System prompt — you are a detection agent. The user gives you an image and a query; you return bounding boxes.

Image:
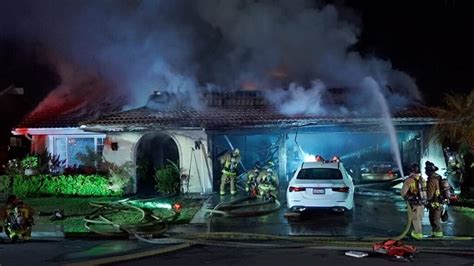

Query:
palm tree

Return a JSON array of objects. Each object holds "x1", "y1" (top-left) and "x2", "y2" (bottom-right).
[{"x1": 431, "y1": 90, "x2": 474, "y2": 195}]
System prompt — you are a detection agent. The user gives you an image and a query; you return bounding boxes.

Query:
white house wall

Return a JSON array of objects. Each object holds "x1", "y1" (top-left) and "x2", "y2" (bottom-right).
[
  {"x1": 167, "y1": 129, "x2": 213, "y2": 194},
  {"x1": 103, "y1": 132, "x2": 142, "y2": 194},
  {"x1": 421, "y1": 134, "x2": 447, "y2": 178},
  {"x1": 103, "y1": 130, "x2": 213, "y2": 194}
]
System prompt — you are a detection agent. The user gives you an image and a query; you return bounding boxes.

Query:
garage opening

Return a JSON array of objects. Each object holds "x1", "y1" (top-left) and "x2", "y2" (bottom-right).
[
  {"x1": 135, "y1": 132, "x2": 179, "y2": 194},
  {"x1": 210, "y1": 129, "x2": 422, "y2": 191}
]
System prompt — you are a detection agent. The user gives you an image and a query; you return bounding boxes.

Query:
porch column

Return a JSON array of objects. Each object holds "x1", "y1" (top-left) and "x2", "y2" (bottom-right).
[{"x1": 278, "y1": 133, "x2": 287, "y2": 183}]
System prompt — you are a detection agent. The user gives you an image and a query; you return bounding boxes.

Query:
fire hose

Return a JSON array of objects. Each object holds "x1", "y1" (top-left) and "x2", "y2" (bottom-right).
[
  {"x1": 83, "y1": 197, "x2": 472, "y2": 244},
  {"x1": 75, "y1": 197, "x2": 474, "y2": 265},
  {"x1": 83, "y1": 198, "x2": 179, "y2": 239}
]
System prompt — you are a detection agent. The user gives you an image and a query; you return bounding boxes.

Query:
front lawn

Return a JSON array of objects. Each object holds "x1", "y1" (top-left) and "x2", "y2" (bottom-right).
[
  {"x1": 27, "y1": 197, "x2": 119, "y2": 232},
  {"x1": 25, "y1": 196, "x2": 204, "y2": 233}
]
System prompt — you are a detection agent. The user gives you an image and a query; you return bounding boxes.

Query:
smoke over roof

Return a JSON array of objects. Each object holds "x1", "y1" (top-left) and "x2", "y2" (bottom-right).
[{"x1": 1, "y1": 0, "x2": 422, "y2": 116}]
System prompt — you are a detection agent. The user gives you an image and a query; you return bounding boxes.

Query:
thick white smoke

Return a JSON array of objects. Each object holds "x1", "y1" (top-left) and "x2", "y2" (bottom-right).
[
  {"x1": 1, "y1": 0, "x2": 203, "y2": 112},
  {"x1": 1, "y1": 0, "x2": 422, "y2": 116},
  {"x1": 197, "y1": 0, "x2": 422, "y2": 115}
]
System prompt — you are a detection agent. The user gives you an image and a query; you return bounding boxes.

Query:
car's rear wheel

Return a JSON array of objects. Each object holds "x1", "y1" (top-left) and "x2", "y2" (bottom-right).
[{"x1": 343, "y1": 207, "x2": 355, "y2": 221}]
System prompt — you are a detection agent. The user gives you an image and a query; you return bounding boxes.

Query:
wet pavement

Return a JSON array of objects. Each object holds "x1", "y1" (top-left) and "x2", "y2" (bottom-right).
[
  {"x1": 112, "y1": 245, "x2": 474, "y2": 266},
  {"x1": 0, "y1": 239, "x2": 153, "y2": 265},
  {"x1": 188, "y1": 189, "x2": 474, "y2": 237},
  {"x1": 1, "y1": 189, "x2": 473, "y2": 265}
]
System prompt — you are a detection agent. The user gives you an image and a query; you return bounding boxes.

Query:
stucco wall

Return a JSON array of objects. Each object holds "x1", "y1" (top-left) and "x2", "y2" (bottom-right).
[
  {"x1": 32, "y1": 135, "x2": 47, "y2": 154},
  {"x1": 103, "y1": 130, "x2": 213, "y2": 194},
  {"x1": 421, "y1": 133, "x2": 447, "y2": 178}
]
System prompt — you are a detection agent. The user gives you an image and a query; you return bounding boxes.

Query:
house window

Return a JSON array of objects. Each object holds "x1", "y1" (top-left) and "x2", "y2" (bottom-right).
[
  {"x1": 67, "y1": 138, "x2": 94, "y2": 167},
  {"x1": 54, "y1": 138, "x2": 67, "y2": 163},
  {"x1": 97, "y1": 137, "x2": 105, "y2": 156},
  {"x1": 9, "y1": 137, "x2": 22, "y2": 147},
  {"x1": 53, "y1": 136, "x2": 105, "y2": 167}
]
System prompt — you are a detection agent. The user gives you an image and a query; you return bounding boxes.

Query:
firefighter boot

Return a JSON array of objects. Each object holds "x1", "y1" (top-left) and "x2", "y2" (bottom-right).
[{"x1": 410, "y1": 231, "x2": 423, "y2": 240}]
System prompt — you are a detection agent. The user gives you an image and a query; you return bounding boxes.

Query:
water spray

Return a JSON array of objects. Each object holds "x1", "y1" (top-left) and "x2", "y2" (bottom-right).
[
  {"x1": 363, "y1": 77, "x2": 405, "y2": 178},
  {"x1": 293, "y1": 127, "x2": 317, "y2": 162}
]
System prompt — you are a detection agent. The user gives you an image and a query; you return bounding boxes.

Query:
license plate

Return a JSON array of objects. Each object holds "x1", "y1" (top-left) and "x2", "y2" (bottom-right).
[{"x1": 313, "y1": 188, "x2": 325, "y2": 194}]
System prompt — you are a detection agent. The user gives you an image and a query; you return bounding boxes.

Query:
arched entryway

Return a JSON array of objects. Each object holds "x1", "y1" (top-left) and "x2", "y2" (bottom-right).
[{"x1": 135, "y1": 132, "x2": 179, "y2": 194}]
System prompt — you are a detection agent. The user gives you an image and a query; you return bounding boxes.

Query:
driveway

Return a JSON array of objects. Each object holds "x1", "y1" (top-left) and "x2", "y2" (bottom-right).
[{"x1": 190, "y1": 189, "x2": 474, "y2": 237}]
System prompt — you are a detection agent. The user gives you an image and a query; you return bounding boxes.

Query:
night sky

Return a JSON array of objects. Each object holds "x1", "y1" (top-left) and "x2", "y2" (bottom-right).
[{"x1": 349, "y1": 0, "x2": 474, "y2": 105}]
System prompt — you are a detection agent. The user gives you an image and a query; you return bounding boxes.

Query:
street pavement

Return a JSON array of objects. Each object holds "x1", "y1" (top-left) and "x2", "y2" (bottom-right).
[{"x1": 111, "y1": 245, "x2": 474, "y2": 266}]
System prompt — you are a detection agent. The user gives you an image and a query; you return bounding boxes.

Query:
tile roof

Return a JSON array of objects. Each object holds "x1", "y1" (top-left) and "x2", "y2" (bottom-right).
[
  {"x1": 83, "y1": 105, "x2": 438, "y2": 130},
  {"x1": 15, "y1": 106, "x2": 91, "y2": 128},
  {"x1": 16, "y1": 91, "x2": 439, "y2": 130}
]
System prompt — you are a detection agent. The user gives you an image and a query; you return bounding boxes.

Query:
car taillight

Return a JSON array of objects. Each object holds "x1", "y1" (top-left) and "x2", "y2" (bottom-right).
[
  {"x1": 289, "y1": 186, "x2": 306, "y2": 192},
  {"x1": 332, "y1": 187, "x2": 350, "y2": 193}
]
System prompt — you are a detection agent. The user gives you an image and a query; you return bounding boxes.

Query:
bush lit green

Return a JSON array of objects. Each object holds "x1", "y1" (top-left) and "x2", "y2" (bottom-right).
[
  {"x1": 0, "y1": 175, "x2": 12, "y2": 195},
  {"x1": 10, "y1": 174, "x2": 122, "y2": 197},
  {"x1": 21, "y1": 155, "x2": 40, "y2": 169},
  {"x1": 154, "y1": 163, "x2": 180, "y2": 194}
]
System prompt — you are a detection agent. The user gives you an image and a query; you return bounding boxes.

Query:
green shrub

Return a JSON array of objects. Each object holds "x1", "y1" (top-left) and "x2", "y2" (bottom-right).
[
  {"x1": 0, "y1": 175, "x2": 12, "y2": 195},
  {"x1": 76, "y1": 146, "x2": 103, "y2": 168},
  {"x1": 21, "y1": 155, "x2": 39, "y2": 169},
  {"x1": 154, "y1": 162, "x2": 180, "y2": 194},
  {"x1": 13, "y1": 175, "x2": 43, "y2": 197},
  {"x1": 104, "y1": 161, "x2": 134, "y2": 194},
  {"x1": 11, "y1": 174, "x2": 122, "y2": 197},
  {"x1": 5, "y1": 159, "x2": 22, "y2": 176}
]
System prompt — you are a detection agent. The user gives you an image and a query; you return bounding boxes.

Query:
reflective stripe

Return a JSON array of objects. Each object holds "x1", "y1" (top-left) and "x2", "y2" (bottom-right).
[
  {"x1": 222, "y1": 170, "x2": 236, "y2": 176},
  {"x1": 409, "y1": 180, "x2": 418, "y2": 194}
]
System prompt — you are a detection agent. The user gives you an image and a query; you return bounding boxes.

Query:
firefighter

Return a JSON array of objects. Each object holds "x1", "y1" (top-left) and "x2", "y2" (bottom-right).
[
  {"x1": 219, "y1": 148, "x2": 241, "y2": 195},
  {"x1": 257, "y1": 168, "x2": 278, "y2": 201},
  {"x1": 245, "y1": 165, "x2": 261, "y2": 195},
  {"x1": 425, "y1": 161, "x2": 444, "y2": 237},
  {"x1": 3, "y1": 195, "x2": 34, "y2": 241},
  {"x1": 401, "y1": 163, "x2": 427, "y2": 240}
]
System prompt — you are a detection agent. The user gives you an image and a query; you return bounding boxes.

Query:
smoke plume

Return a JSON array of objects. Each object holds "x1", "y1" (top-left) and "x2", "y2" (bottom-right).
[{"x1": 1, "y1": 0, "x2": 422, "y2": 116}]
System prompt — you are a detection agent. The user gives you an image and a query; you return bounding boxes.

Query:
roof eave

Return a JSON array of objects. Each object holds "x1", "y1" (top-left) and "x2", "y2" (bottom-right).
[{"x1": 11, "y1": 127, "x2": 103, "y2": 135}]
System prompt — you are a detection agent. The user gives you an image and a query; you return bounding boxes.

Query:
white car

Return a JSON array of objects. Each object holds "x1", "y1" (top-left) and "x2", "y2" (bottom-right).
[{"x1": 286, "y1": 160, "x2": 354, "y2": 213}]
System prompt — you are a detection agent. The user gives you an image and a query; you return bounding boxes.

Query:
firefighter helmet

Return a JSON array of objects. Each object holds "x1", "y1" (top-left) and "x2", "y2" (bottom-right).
[
  {"x1": 425, "y1": 161, "x2": 439, "y2": 173},
  {"x1": 232, "y1": 148, "x2": 240, "y2": 156},
  {"x1": 409, "y1": 163, "x2": 420, "y2": 174}
]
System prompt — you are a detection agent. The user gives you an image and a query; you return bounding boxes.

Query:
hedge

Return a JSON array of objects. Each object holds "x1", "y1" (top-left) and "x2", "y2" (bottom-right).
[
  {"x1": 0, "y1": 175, "x2": 12, "y2": 196},
  {"x1": 3, "y1": 174, "x2": 123, "y2": 198}
]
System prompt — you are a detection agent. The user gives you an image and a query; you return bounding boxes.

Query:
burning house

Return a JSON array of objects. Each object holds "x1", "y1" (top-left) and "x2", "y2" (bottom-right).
[
  {"x1": 12, "y1": 90, "x2": 447, "y2": 194},
  {"x1": 5, "y1": 0, "x2": 453, "y2": 194}
]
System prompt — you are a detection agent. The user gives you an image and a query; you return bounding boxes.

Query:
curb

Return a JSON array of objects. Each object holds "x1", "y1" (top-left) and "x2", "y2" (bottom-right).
[
  {"x1": 32, "y1": 231, "x2": 65, "y2": 239},
  {"x1": 63, "y1": 242, "x2": 193, "y2": 265}
]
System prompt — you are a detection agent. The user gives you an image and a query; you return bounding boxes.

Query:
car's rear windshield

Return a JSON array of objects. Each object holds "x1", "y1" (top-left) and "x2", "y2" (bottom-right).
[{"x1": 297, "y1": 168, "x2": 343, "y2": 180}]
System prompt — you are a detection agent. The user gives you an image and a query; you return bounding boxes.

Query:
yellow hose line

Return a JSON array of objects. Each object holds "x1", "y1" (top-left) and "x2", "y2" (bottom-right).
[{"x1": 395, "y1": 203, "x2": 412, "y2": 240}]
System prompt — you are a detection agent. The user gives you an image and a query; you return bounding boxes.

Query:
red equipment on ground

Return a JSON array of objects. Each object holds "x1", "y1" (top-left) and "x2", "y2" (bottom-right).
[{"x1": 373, "y1": 239, "x2": 417, "y2": 258}]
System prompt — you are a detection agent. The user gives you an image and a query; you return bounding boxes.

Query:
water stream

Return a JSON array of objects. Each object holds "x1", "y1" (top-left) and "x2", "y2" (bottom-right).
[{"x1": 363, "y1": 77, "x2": 405, "y2": 178}]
